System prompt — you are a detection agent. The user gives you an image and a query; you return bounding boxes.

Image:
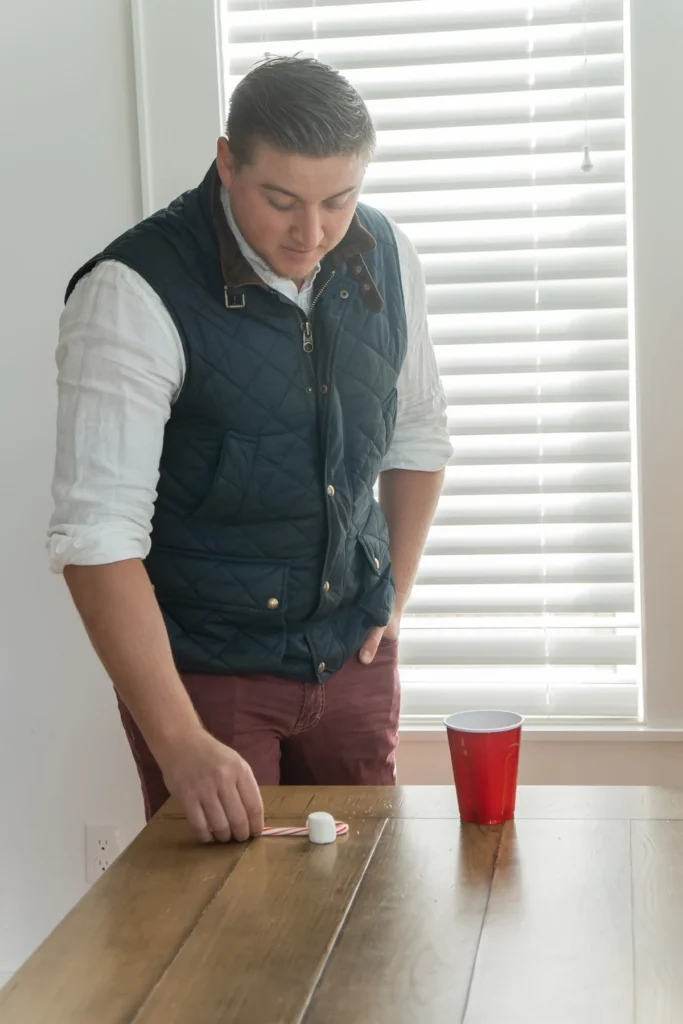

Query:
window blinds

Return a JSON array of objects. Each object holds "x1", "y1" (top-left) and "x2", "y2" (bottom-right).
[{"x1": 222, "y1": 0, "x2": 638, "y2": 722}]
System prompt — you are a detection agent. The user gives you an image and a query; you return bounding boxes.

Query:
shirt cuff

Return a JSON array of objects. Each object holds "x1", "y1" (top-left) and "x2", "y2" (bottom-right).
[
  {"x1": 47, "y1": 523, "x2": 152, "y2": 573},
  {"x1": 381, "y1": 433, "x2": 454, "y2": 473}
]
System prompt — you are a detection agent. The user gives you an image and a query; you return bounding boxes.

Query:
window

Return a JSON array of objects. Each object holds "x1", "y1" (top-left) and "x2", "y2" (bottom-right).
[{"x1": 220, "y1": 0, "x2": 638, "y2": 725}]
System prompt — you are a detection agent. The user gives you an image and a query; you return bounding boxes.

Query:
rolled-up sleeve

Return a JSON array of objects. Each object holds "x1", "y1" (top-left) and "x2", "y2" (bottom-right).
[
  {"x1": 381, "y1": 220, "x2": 454, "y2": 473},
  {"x1": 47, "y1": 260, "x2": 184, "y2": 572}
]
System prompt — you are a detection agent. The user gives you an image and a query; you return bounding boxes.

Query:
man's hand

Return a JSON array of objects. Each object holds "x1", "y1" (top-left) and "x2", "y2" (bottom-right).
[
  {"x1": 156, "y1": 730, "x2": 264, "y2": 844},
  {"x1": 63, "y1": 561, "x2": 264, "y2": 845},
  {"x1": 359, "y1": 615, "x2": 401, "y2": 665}
]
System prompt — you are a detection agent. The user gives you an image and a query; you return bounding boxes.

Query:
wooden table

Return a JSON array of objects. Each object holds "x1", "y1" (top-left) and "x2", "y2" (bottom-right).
[{"x1": 3, "y1": 786, "x2": 683, "y2": 1023}]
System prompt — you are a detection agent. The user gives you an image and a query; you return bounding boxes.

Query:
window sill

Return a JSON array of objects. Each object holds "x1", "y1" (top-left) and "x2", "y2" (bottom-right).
[{"x1": 400, "y1": 721, "x2": 683, "y2": 743}]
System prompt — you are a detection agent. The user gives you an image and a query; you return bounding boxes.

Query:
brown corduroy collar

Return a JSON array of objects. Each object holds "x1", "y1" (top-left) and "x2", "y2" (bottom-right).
[{"x1": 208, "y1": 163, "x2": 384, "y2": 313}]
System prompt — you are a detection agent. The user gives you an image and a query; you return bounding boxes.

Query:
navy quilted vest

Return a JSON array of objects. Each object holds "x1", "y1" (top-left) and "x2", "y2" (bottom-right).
[{"x1": 66, "y1": 164, "x2": 408, "y2": 682}]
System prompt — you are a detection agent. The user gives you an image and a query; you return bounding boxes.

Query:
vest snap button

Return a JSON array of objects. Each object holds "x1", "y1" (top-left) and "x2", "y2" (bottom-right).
[
  {"x1": 374, "y1": 557, "x2": 380, "y2": 569},
  {"x1": 339, "y1": 289, "x2": 349, "y2": 299},
  {"x1": 318, "y1": 662, "x2": 326, "y2": 674},
  {"x1": 322, "y1": 581, "x2": 330, "y2": 593},
  {"x1": 327, "y1": 484, "x2": 335, "y2": 497},
  {"x1": 305, "y1": 386, "x2": 314, "y2": 394},
  {"x1": 362, "y1": 283, "x2": 371, "y2": 292},
  {"x1": 320, "y1": 384, "x2": 328, "y2": 395},
  {"x1": 266, "y1": 597, "x2": 280, "y2": 610}
]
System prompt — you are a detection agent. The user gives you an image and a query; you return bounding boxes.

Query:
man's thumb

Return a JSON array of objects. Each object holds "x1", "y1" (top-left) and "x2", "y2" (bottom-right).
[{"x1": 359, "y1": 628, "x2": 382, "y2": 665}]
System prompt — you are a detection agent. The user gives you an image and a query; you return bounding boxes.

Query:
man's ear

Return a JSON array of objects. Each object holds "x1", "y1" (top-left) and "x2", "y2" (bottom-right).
[{"x1": 216, "y1": 137, "x2": 235, "y2": 190}]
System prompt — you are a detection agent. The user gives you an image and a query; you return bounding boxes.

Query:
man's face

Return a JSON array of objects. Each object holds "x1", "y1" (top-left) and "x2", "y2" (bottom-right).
[{"x1": 216, "y1": 137, "x2": 366, "y2": 285}]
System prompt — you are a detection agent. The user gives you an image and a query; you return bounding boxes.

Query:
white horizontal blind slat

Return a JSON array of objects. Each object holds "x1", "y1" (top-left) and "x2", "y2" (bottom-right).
[
  {"x1": 227, "y1": 22, "x2": 623, "y2": 74},
  {"x1": 441, "y1": 462, "x2": 629, "y2": 494},
  {"x1": 443, "y1": 370, "x2": 629, "y2": 403},
  {"x1": 438, "y1": 339, "x2": 628, "y2": 372},
  {"x1": 424, "y1": 523, "x2": 632, "y2": 554},
  {"x1": 222, "y1": 0, "x2": 638, "y2": 720},
  {"x1": 229, "y1": 0, "x2": 623, "y2": 35},
  {"x1": 345, "y1": 54, "x2": 625, "y2": 102},
  {"x1": 400, "y1": 627, "x2": 636, "y2": 663},
  {"x1": 229, "y1": 0, "x2": 622, "y2": 21}
]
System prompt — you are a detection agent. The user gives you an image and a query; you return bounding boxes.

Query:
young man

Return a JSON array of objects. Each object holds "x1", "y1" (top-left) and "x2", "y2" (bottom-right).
[{"x1": 49, "y1": 57, "x2": 452, "y2": 844}]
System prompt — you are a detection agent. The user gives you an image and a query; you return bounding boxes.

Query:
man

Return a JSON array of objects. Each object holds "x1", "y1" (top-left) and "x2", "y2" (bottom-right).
[{"x1": 49, "y1": 57, "x2": 452, "y2": 844}]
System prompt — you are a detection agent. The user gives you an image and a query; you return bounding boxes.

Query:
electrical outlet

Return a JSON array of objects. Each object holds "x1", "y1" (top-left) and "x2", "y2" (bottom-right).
[{"x1": 85, "y1": 825, "x2": 121, "y2": 884}]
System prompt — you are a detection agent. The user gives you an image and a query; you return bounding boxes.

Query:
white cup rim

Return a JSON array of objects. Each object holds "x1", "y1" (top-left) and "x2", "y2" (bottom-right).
[{"x1": 444, "y1": 709, "x2": 524, "y2": 734}]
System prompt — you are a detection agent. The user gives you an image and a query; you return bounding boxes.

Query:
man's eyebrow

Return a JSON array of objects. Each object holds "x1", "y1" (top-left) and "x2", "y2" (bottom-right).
[{"x1": 261, "y1": 183, "x2": 357, "y2": 202}]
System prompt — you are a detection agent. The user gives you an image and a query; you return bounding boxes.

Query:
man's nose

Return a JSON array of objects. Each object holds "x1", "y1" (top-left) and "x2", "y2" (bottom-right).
[{"x1": 292, "y1": 208, "x2": 323, "y2": 250}]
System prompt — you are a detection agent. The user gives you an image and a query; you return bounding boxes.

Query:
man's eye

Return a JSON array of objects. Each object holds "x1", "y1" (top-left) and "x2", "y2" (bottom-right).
[
  {"x1": 326, "y1": 197, "x2": 352, "y2": 212},
  {"x1": 269, "y1": 200, "x2": 295, "y2": 212}
]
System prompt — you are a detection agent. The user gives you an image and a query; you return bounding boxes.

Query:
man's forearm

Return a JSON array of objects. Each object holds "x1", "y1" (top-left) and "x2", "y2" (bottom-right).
[
  {"x1": 64, "y1": 559, "x2": 204, "y2": 760},
  {"x1": 379, "y1": 467, "x2": 445, "y2": 622}
]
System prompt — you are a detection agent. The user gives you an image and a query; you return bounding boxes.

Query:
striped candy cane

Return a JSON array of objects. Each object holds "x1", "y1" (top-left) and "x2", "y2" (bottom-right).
[{"x1": 261, "y1": 821, "x2": 349, "y2": 838}]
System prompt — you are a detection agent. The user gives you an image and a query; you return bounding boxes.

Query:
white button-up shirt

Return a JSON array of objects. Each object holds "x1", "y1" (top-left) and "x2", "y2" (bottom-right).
[{"x1": 48, "y1": 192, "x2": 453, "y2": 571}]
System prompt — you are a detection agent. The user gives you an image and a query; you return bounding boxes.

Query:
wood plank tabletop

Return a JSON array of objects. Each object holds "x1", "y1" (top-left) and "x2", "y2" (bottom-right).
[{"x1": 2, "y1": 785, "x2": 683, "y2": 1024}]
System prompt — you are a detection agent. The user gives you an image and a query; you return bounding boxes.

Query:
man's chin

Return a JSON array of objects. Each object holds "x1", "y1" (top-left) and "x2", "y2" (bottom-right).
[{"x1": 278, "y1": 249, "x2": 321, "y2": 281}]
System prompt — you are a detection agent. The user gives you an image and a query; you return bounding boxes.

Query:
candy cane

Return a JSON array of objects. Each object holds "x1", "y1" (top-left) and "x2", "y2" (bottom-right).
[{"x1": 261, "y1": 821, "x2": 349, "y2": 838}]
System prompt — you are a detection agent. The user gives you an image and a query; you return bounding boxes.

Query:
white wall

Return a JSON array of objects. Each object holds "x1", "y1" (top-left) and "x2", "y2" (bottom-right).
[
  {"x1": 0, "y1": 0, "x2": 145, "y2": 974},
  {"x1": 629, "y1": 0, "x2": 683, "y2": 725}
]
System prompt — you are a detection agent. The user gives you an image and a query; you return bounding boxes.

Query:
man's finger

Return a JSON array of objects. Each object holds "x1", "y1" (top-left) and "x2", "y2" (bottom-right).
[
  {"x1": 202, "y1": 793, "x2": 232, "y2": 843},
  {"x1": 186, "y1": 799, "x2": 214, "y2": 845},
  {"x1": 218, "y1": 783, "x2": 251, "y2": 843},
  {"x1": 237, "y1": 771, "x2": 265, "y2": 836},
  {"x1": 359, "y1": 626, "x2": 384, "y2": 665}
]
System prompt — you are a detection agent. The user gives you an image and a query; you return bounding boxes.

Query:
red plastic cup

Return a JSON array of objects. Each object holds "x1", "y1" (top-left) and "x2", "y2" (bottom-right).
[{"x1": 444, "y1": 710, "x2": 524, "y2": 825}]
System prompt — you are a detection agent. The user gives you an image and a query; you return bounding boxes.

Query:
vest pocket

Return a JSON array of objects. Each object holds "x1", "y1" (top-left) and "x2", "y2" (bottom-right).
[
  {"x1": 357, "y1": 530, "x2": 390, "y2": 578},
  {"x1": 148, "y1": 547, "x2": 289, "y2": 627},
  {"x1": 353, "y1": 503, "x2": 396, "y2": 631},
  {"x1": 192, "y1": 429, "x2": 319, "y2": 524},
  {"x1": 193, "y1": 431, "x2": 258, "y2": 521},
  {"x1": 357, "y1": 503, "x2": 391, "y2": 577}
]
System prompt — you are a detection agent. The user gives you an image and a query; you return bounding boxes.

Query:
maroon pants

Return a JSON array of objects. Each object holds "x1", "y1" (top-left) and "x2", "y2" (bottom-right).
[{"x1": 118, "y1": 638, "x2": 401, "y2": 820}]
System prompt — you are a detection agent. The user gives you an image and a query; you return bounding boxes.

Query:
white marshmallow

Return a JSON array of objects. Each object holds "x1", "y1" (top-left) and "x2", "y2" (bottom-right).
[{"x1": 307, "y1": 811, "x2": 337, "y2": 845}]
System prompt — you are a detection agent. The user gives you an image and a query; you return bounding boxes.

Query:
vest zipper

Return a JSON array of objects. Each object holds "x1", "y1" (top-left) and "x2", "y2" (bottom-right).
[{"x1": 297, "y1": 270, "x2": 336, "y2": 379}]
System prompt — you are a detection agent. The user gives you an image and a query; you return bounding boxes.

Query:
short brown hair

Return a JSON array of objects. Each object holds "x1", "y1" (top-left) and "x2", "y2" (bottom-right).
[{"x1": 225, "y1": 56, "x2": 376, "y2": 166}]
